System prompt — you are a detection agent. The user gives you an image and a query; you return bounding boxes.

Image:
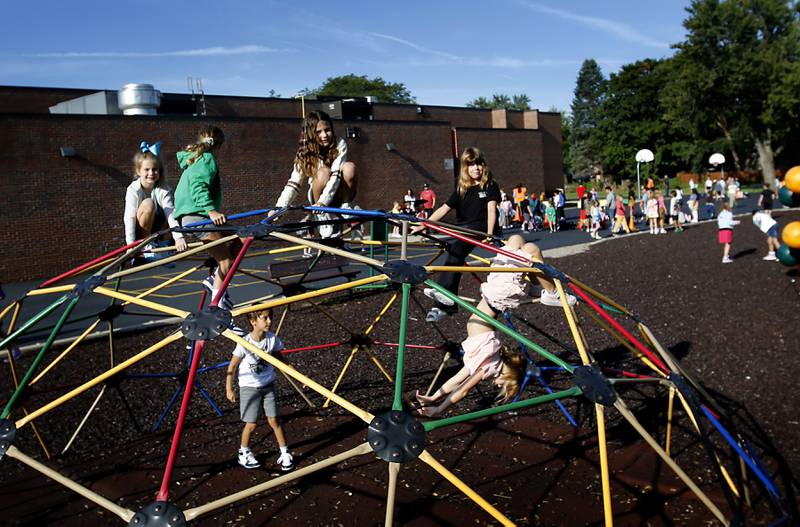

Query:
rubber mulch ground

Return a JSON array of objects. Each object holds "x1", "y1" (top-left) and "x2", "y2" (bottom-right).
[{"x1": 2, "y1": 210, "x2": 799, "y2": 526}]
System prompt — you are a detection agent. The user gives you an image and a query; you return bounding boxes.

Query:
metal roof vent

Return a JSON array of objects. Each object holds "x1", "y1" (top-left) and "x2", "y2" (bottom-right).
[{"x1": 117, "y1": 83, "x2": 161, "y2": 115}]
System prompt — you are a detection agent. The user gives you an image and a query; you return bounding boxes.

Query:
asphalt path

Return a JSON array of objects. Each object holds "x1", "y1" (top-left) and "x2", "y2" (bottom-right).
[{"x1": 2, "y1": 194, "x2": 767, "y2": 349}]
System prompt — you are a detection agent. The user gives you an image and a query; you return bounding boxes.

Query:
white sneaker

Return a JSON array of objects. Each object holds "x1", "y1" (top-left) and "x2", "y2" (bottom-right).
[
  {"x1": 277, "y1": 451, "x2": 295, "y2": 471},
  {"x1": 540, "y1": 288, "x2": 577, "y2": 308},
  {"x1": 238, "y1": 448, "x2": 260, "y2": 469},
  {"x1": 423, "y1": 287, "x2": 455, "y2": 306},
  {"x1": 425, "y1": 307, "x2": 450, "y2": 323},
  {"x1": 722, "y1": 256, "x2": 733, "y2": 264},
  {"x1": 659, "y1": 228, "x2": 667, "y2": 234},
  {"x1": 763, "y1": 253, "x2": 778, "y2": 261}
]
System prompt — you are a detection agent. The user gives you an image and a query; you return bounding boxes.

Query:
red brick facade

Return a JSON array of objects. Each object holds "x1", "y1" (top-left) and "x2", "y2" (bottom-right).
[{"x1": 0, "y1": 87, "x2": 562, "y2": 280}]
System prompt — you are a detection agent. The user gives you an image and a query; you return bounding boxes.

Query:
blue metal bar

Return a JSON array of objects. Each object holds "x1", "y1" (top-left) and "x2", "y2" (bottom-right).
[
  {"x1": 700, "y1": 405, "x2": 780, "y2": 498},
  {"x1": 152, "y1": 384, "x2": 184, "y2": 432},
  {"x1": 193, "y1": 380, "x2": 223, "y2": 416}
]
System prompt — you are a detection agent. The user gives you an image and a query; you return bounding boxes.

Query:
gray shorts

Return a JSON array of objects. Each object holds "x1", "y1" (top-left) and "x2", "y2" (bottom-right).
[
  {"x1": 239, "y1": 384, "x2": 277, "y2": 422},
  {"x1": 179, "y1": 214, "x2": 213, "y2": 241}
]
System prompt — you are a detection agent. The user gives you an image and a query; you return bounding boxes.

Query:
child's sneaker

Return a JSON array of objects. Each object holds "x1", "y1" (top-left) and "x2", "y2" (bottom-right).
[
  {"x1": 277, "y1": 451, "x2": 295, "y2": 471},
  {"x1": 425, "y1": 307, "x2": 449, "y2": 323},
  {"x1": 202, "y1": 275, "x2": 234, "y2": 310},
  {"x1": 722, "y1": 256, "x2": 733, "y2": 264},
  {"x1": 763, "y1": 252, "x2": 778, "y2": 261},
  {"x1": 423, "y1": 287, "x2": 455, "y2": 306},
  {"x1": 238, "y1": 448, "x2": 260, "y2": 469},
  {"x1": 540, "y1": 288, "x2": 577, "y2": 308}
]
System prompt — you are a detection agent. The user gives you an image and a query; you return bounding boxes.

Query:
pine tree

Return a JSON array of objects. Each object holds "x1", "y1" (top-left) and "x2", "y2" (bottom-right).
[{"x1": 569, "y1": 59, "x2": 606, "y2": 179}]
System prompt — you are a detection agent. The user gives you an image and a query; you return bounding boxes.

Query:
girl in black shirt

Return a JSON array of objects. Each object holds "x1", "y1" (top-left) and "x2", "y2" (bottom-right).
[{"x1": 413, "y1": 147, "x2": 500, "y2": 322}]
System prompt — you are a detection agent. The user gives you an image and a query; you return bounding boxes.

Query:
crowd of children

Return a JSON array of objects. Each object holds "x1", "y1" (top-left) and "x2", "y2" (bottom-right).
[{"x1": 118, "y1": 116, "x2": 792, "y2": 472}]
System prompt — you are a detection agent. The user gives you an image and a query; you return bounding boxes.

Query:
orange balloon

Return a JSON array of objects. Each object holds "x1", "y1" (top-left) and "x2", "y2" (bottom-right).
[
  {"x1": 782, "y1": 221, "x2": 800, "y2": 249},
  {"x1": 786, "y1": 166, "x2": 800, "y2": 193}
]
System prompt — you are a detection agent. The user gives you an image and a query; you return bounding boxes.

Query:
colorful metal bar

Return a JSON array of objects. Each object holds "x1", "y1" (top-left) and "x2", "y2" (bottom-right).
[{"x1": 392, "y1": 283, "x2": 410, "y2": 412}]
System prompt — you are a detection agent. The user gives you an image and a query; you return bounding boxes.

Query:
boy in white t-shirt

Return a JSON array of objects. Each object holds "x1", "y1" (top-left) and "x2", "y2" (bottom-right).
[
  {"x1": 225, "y1": 308, "x2": 294, "y2": 470},
  {"x1": 752, "y1": 210, "x2": 780, "y2": 261}
]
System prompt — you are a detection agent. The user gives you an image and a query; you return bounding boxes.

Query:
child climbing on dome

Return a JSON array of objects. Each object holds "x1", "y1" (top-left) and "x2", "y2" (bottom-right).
[
  {"x1": 415, "y1": 235, "x2": 576, "y2": 417},
  {"x1": 274, "y1": 110, "x2": 358, "y2": 238},
  {"x1": 174, "y1": 125, "x2": 241, "y2": 309},
  {"x1": 123, "y1": 142, "x2": 187, "y2": 261}
]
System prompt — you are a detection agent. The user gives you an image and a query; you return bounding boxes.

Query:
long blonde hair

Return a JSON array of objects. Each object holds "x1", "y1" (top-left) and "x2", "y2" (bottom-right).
[
  {"x1": 294, "y1": 111, "x2": 340, "y2": 178},
  {"x1": 495, "y1": 347, "x2": 525, "y2": 403},
  {"x1": 183, "y1": 125, "x2": 225, "y2": 166},
  {"x1": 458, "y1": 147, "x2": 492, "y2": 196}
]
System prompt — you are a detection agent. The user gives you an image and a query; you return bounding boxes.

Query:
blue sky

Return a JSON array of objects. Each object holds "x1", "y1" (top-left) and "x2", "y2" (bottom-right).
[{"x1": 1, "y1": 0, "x2": 690, "y2": 113}]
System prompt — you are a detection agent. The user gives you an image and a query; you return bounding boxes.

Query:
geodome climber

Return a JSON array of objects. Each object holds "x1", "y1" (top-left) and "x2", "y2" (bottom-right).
[{"x1": 0, "y1": 205, "x2": 793, "y2": 526}]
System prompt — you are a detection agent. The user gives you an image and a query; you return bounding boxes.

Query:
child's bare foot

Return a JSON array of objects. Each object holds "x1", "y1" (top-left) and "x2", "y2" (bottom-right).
[
  {"x1": 415, "y1": 390, "x2": 436, "y2": 405},
  {"x1": 414, "y1": 405, "x2": 438, "y2": 418}
]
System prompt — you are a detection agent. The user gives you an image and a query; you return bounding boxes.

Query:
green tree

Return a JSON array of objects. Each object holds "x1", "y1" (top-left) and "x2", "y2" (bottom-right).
[
  {"x1": 466, "y1": 93, "x2": 532, "y2": 110},
  {"x1": 569, "y1": 59, "x2": 606, "y2": 179},
  {"x1": 302, "y1": 74, "x2": 415, "y2": 104},
  {"x1": 665, "y1": 0, "x2": 800, "y2": 186}
]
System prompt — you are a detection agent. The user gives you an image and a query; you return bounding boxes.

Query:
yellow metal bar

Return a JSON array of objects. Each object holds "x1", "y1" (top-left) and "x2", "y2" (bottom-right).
[
  {"x1": 184, "y1": 442, "x2": 373, "y2": 521},
  {"x1": 666, "y1": 387, "x2": 675, "y2": 455},
  {"x1": 16, "y1": 331, "x2": 183, "y2": 428},
  {"x1": 93, "y1": 287, "x2": 190, "y2": 319},
  {"x1": 106, "y1": 234, "x2": 238, "y2": 280},
  {"x1": 419, "y1": 450, "x2": 515, "y2": 526},
  {"x1": 595, "y1": 405, "x2": 614, "y2": 526},
  {"x1": 26, "y1": 285, "x2": 74, "y2": 296},
  {"x1": 270, "y1": 231, "x2": 383, "y2": 267},
  {"x1": 235, "y1": 274, "x2": 386, "y2": 316},
  {"x1": 31, "y1": 318, "x2": 102, "y2": 384},
  {"x1": 0, "y1": 302, "x2": 15, "y2": 322},
  {"x1": 580, "y1": 306, "x2": 665, "y2": 376},
  {"x1": 323, "y1": 347, "x2": 361, "y2": 409},
  {"x1": 223, "y1": 330, "x2": 373, "y2": 423},
  {"x1": 613, "y1": 399, "x2": 730, "y2": 525},
  {"x1": 386, "y1": 462, "x2": 400, "y2": 527},
  {"x1": 6, "y1": 445, "x2": 135, "y2": 522}
]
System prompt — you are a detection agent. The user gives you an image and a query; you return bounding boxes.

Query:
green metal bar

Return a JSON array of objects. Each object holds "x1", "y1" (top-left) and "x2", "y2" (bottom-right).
[
  {"x1": 0, "y1": 295, "x2": 69, "y2": 351},
  {"x1": 425, "y1": 280, "x2": 575, "y2": 373},
  {"x1": 2, "y1": 295, "x2": 81, "y2": 419},
  {"x1": 423, "y1": 386, "x2": 582, "y2": 432},
  {"x1": 392, "y1": 283, "x2": 411, "y2": 411}
]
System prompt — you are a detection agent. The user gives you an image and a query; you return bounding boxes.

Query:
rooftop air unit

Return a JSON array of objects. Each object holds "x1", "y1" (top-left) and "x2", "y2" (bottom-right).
[{"x1": 117, "y1": 83, "x2": 161, "y2": 115}]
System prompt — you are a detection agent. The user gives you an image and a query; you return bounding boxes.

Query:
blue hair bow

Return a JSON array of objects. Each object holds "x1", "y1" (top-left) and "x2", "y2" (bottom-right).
[{"x1": 140, "y1": 141, "x2": 162, "y2": 156}]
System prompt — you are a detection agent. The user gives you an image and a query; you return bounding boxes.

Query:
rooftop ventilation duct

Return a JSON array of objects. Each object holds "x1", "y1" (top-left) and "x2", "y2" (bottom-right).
[{"x1": 117, "y1": 83, "x2": 161, "y2": 116}]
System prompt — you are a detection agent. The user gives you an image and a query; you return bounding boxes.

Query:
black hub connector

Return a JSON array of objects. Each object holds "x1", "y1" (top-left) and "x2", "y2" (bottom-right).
[
  {"x1": 348, "y1": 333, "x2": 373, "y2": 349},
  {"x1": 180, "y1": 307, "x2": 232, "y2": 341},
  {"x1": 69, "y1": 275, "x2": 107, "y2": 299},
  {"x1": 128, "y1": 501, "x2": 185, "y2": 527},
  {"x1": 0, "y1": 419, "x2": 16, "y2": 460},
  {"x1": 237, "y1": 222, "x2": 275, "y2": 239},
  {"x1": 367, "y1": 411, "x2": 426, "y2": 463},
  {"x1": 382, "y1": 261, "x2": 428, "y2": 285},
  {"x1": 573, "y1": 364, "x2": 617, "y2": 407}
]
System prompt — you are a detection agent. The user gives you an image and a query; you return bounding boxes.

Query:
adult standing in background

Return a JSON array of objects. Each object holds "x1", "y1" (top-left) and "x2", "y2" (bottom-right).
[{"x1": 419, "y1": 183, "x2": 436, "y2": 219}]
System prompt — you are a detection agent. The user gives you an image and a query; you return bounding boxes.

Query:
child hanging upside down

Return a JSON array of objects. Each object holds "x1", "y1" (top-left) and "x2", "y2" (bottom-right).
[{"x1": 415, "y1": 235, "x2": 576, "y2": 417}]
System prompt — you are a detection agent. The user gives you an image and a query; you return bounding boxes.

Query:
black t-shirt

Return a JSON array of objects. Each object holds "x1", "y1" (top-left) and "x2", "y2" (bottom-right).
[
  {"x1": 760, "y1": 189, "x2": 774, "y2": 209},
  {"x1": 445, "y1": 180, "x2": 501, "y2": 228}
]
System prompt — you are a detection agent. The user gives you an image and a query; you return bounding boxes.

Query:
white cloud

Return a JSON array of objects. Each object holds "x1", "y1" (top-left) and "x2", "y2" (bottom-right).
[
  {"x1": 514, "y1": 1, "x2": 670, "y2": 50},
  {"x1": 369, "y1": 32, "x2": 461, "y2": 60},
  {"x1": 26, "y1": 45, "x2": 291, "y2": 59}
]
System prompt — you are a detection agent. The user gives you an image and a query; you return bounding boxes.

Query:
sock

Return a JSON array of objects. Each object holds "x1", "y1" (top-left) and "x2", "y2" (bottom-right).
[
  {"x1": 280, "y1": 446, "x2": 289, "y2": 454},
  {"x1": 240, "y1": 445, "x2": 250, "y2": 452}
]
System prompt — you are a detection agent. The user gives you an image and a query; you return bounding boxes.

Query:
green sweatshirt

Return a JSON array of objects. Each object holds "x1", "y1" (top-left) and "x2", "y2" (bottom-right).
[{"x1": 174, "y1": 151, "x2": 222, "y2": 220}]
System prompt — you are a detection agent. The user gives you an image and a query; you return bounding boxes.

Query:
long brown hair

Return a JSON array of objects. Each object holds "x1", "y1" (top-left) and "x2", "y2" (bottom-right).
[
  {"x1": 183, "y1": 125, "x2": 225, "y2": 166},
  {"x1": 458, "y1": 147, "x2": 492, "y2": 196},
  {"x1": 294, "y1": 111, "x2": 340, "y2": 178}
]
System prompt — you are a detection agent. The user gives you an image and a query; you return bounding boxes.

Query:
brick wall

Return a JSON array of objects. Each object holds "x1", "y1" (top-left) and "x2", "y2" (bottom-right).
[{"x1": 0, "y1": 91, "x2": 562, "y2": 281}]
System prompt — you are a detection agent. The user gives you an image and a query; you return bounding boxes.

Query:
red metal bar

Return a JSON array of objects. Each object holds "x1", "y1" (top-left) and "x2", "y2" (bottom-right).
[
  {"x1": 568, "y1": 283, "x2": 668, "y2": 372},
  {"x1": 39, "y1": 240, "x2": 142, "y2": 288},
  {"x1": 601, "y1": 367, "x2": 658, "y2": 380},
  {"x1": 156, "y1": 236, "x2": 252, "y2": 501},
  {"x1": 422, "y1": 222, "x2": 530, "y2": 264},
  {"x1": 280, "y1": 341, "x2": 343, "y2": 355}
]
